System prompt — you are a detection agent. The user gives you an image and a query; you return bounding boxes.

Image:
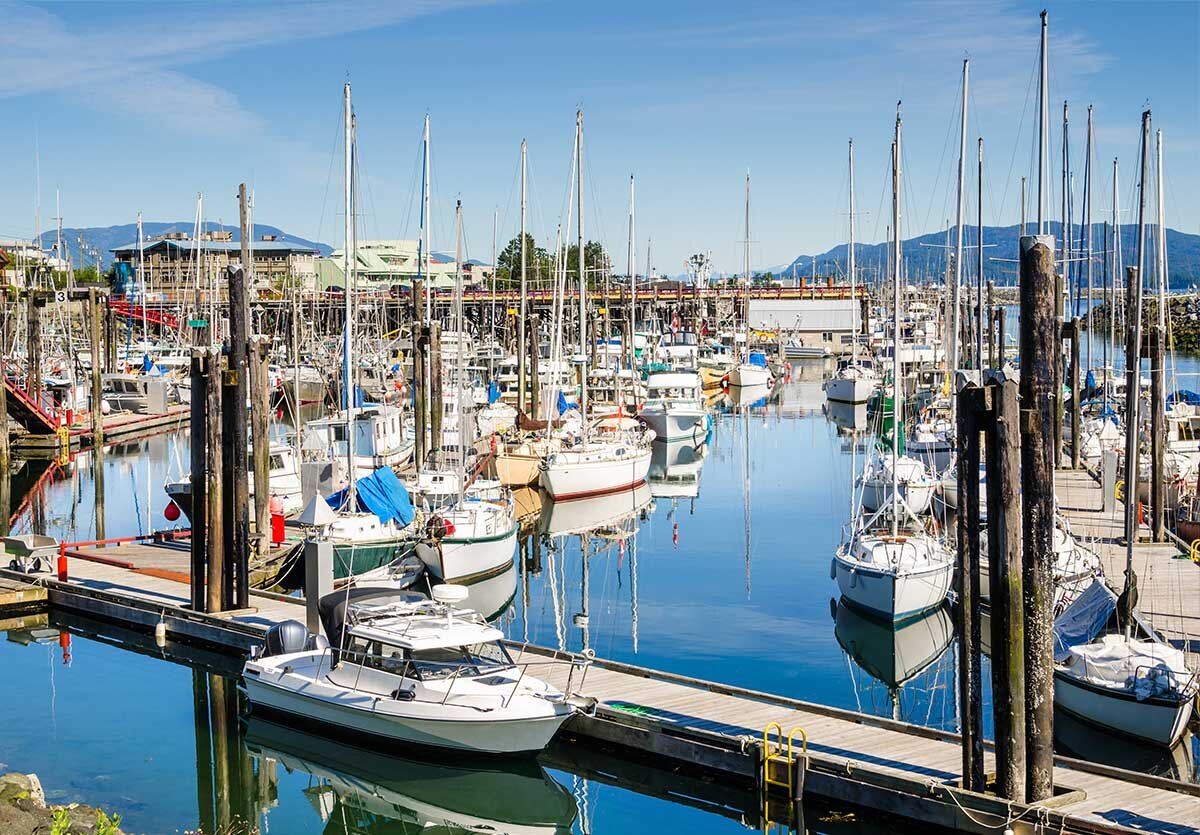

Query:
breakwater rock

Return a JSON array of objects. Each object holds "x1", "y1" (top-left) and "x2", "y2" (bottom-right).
[{"x1": 0, "y1": 772, "x2": 125, "y2": 835}]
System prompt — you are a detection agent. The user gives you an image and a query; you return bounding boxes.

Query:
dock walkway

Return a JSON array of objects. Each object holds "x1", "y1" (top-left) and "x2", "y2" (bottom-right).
[
  {"x1": 1054, "y1": 467, "x2": 1200, "y2": 649},
  {"x1": 0, "y1": 545, "x2": 1196, "y2": 834}
]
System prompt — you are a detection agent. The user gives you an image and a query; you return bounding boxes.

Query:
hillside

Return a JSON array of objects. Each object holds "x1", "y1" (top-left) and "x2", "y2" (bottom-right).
[
  {"x1": 781, "y1": 223, "x2": 1200, "y2": 288},
  {"x1": 38, "y1": 223, "x2": 332, "y2": 270}
]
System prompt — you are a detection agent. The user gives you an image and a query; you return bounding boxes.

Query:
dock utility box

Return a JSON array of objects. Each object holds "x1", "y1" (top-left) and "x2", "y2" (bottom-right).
[{"x1": 4, "y1": 534, "x2": 59, "y2": 574}]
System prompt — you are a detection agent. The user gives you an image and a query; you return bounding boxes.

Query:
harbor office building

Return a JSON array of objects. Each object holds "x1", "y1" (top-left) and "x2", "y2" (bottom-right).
[
  {"x1": 110, "y1": 232, "x2": 320, "y2": 300},
  {"x1": 315, "y1": 240, "x2": 464, "y2": 293},
  {"x1": 748, "y1": 298, "x2": 859, "y2": 354}
]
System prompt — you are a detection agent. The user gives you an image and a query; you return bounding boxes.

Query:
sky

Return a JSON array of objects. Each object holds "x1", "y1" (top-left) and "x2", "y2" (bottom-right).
[{"x1": 1, "y1": 0, "x2": 1196, "y2": 276}]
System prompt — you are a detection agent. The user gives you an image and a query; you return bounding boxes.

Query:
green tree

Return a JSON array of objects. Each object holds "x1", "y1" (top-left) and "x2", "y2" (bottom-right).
[
  {"x1": 566, "y1": 240, "x2": 609, "y2": 287},
  {"x1": 496, "y1": 233, "x2": 552, "y2": 286}
]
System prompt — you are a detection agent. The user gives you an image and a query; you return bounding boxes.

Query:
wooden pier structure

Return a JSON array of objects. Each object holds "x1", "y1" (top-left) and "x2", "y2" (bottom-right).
[{"x1": 0, "y1": 491, "x2": 1197, "y2": 835}]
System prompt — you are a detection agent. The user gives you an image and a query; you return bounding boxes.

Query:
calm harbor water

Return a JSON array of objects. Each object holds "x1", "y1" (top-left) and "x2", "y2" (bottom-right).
[{"x1": 0, "y1": 356, "x2": 1196, "y2": 833}]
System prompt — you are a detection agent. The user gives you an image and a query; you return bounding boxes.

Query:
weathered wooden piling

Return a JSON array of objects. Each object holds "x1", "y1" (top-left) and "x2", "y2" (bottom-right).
[
  {"x1": 205, "y1": 348, "x2": 225, "y2": 614},
  {"x1": 190, "y1": 349, "x2": 209, "y2": 611},
  {"x1": 222, "y1": 261, "x2": 250, "y2": 611},
  {"x1": 88, "y1": 289, "x2": 105, "y2": 446},
  {"x1": 429, "y1": 321, "x2": 443, "y2": 451},
  {"x1": 996, "y1": 306, "x2": 1006, "y2": 367},
  {"x1": 1067, "y1": 318, "x2": 1080, "y2": 469},
  {"x1": 27, "y1": 292, "x2": 43, "y2": 404},
  {"x1": 954, "y1": 383, "x2": 985, "y2": 792},
  {"x1": 1150, "y1": 327, "x2": 1165, "y2": 541},
  {"x1": 985, "y1": 378, "x2": 1026, "y2": 802},
  {"x1": 1018, "y1": 233, "x2": 1057, "y2": 802},
  {"x1": 249, "y1": 335, "x2": 270, "y2": 555}
]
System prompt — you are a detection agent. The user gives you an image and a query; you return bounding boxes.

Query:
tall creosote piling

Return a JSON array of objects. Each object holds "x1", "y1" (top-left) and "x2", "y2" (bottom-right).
[
  {"x1": 954, "y1": 383, "x2": 985, "y2": 792},
  {"x1": 205, "y1": 347, "x2": 225, "y2": 614},
  {"x1": 88, "y1": 289, "x2": 105, "y2": 446},
  {"x1": 429, "y1": 321, "x2": 443, "y2": 452},
  {"x1": 222, "y1": 260, "x2": 250, "y2": 611},
  {"x1": 27, "y1": 292, "x2": 43, "y2": 404},
  {"x1": 0, "y1": 290, "x2": 9, "y2": 472},
  {"x1": 997, "y1": 306, "x2": 1007, "y2": 367},
  {"x1": 189, "y1": 348, "x2": 209, "y2": 611},
  {"x1": 1019, "y1": 232, "x2": 1057, "y2": 801},
  {"x1": 986, "y1": 377, "x2": 1026, "y2": 802},
  {"x1": 249, "y1": 334, "x2": 270, "y2": 555}
]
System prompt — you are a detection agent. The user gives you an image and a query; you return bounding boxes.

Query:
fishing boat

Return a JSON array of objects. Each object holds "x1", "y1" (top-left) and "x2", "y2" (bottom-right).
[
  {"x1": 638, "y1": 369, "x2": 710, "y2": 443},
  {"x1": 825, "y1": 360, "x2": 879, "y2": 405},
  {"x1": 1052, "y1": 580, "x2": 1196, "y2": 747},
  {"x1": 243, "y1": 585, "x2": 595, "y2": 754},
  {"x1": 164, "y1": 441, "x2": 304, "y2": 522}
]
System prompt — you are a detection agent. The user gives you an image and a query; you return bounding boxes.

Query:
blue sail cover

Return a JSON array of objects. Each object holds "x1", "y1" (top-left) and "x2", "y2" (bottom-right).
[
  {"x1": 748, "y1": 351, "x2": 769, "y2": 368},
  {"x1": 325, "y1": 466, "x2": 414, "y2": 526}
]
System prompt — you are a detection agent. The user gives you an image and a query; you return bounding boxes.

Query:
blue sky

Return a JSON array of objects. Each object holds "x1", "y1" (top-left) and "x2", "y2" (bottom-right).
[{"x1": 1, "y1": 0, "x2": 1196, "y2": 275}]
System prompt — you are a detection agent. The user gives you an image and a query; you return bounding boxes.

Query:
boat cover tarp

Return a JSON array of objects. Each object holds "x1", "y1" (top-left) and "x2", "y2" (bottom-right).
[
  {"x1": 1061, "y1": 633, "x2": 1192, "y2": 699},
  {"x1": 748, "y1": 351, "x2": 769, "y2": 368},
  {"x1": 318, "y1": 587, "x2": 425, "y2": 651},
  {"x1": 1168, "y1": 389, "x2": 1200, "y2": 407},
  {"x1": 1053, "y1": 578, "x2": 1156, "y2": 660},
  {"x1": 325, "y1": 466, "x2": 414, "y2": 526}
]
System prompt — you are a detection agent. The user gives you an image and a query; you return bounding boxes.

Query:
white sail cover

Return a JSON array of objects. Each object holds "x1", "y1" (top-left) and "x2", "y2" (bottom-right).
[{"x1": 1062, "y1": 634, "x2": 1192, "y2": 700}]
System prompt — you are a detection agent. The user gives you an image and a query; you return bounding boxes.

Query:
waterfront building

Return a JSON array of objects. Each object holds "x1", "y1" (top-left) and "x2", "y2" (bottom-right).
[{"x1": 314, "y1": 239, "x2": 460, "y2": 291}]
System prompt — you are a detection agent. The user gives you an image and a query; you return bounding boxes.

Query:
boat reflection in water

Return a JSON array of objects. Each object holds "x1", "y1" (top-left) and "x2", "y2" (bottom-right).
[
  {"x1": 1053, "y1": 708, "x2": 1198, "y2": 783},
  {"x1": 459, "y1": 558, "x2": 518, "y2": 623},
  {"x1": 647, "y1": 441, "x2": 707, "y2": 500},
  {"x1": 833, "y1": 598, "x2": 954, "y2": 722},
  {"x1": 244, "y1": 716, "x2": 578, "y2": 835},
  {"x1": 825, "y1": 400, "x2": 870, "y2": 434},
  {"x1": 539, "y1": 481, "x2": 653, "y2": 538}
]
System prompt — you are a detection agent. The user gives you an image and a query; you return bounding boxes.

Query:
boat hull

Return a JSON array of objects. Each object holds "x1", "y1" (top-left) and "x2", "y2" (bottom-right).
[
  {"x1": 825, "y1": 376, "x2": 876, "y2": 404},
  {"x1": 638, "y1": 407, "x2": 710, "y2": 443},
  {"x1": 426, "y1": 525, "x2": 518, "y2": 584},
  {"x1": 1053, "y1": 669, "x2": 1194, "y2": 747},
  {"x1": 540, "y1": 446, "x2": 652, "y2": 501},
  {"x1": 493, "y1": 450, "x2": 543, "y2": 486},
  {"x1": 331, "y1": 540, "x2": 412, "y2": 580},
  {"x1": 244, "y1": 674, "x2": 570, "y2": 755},
  {"x1": 727, "y1": 364, "x2": 771, "y2": 388},
  {"x1": 833, "y1": 555, "x2": 953, "y2": 622}
]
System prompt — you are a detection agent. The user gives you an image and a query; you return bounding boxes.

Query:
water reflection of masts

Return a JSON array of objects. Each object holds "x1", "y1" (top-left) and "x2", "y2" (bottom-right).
[
  {"x1": 574, "y1": 535, "x2": 591, "y2": 652},
  {"x1": 743, "y1": 402, "x2": 752, "y2": 598},
  {"x1": 630, "y1": 533, "x2": 639, "y2": 654}
]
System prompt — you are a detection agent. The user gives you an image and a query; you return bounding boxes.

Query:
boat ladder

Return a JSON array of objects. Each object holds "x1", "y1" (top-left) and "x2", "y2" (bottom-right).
[{"x1": 759, "y1": 722, "x2": 807, "y2": 831}]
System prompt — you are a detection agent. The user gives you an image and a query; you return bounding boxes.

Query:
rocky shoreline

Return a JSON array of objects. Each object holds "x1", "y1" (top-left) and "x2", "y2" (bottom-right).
[
  {"x1": 1081, "y1": 294, "x2": 1200, "y2": 353},
  {"x1": 0, "y1": 772, "x2": 125, "y2": 835}
]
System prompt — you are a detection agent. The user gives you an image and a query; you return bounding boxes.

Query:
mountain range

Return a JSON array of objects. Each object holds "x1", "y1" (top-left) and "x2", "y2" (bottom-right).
[
  {"x1": 777, "y1": 223, "x2": 1200, "y2": 287},
  {"x1": 37, "y1": 222, "x2": 332, "y2": 271}
]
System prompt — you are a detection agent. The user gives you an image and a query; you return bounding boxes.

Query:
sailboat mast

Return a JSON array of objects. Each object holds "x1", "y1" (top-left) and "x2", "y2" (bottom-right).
[
  {"x1": 1037, "y1": 10, "x2": 1049, "y2": 234},
  {"x1": 628, "y1": 174, "x2": 636, "y2": 358},
  {"x1": 1085, "y1": 106, "x2": 1095, "y2": 371},
  {"x1": 976, "y1": 137, "x2": 984, "y2": 370},
  {"x1": 342, "y1": 83, "x2": 358, "y2": 510},
  {"x1": 1155, "y1": 130, "x2": 1167, "y2": 340},
  {"x1": 744, "y1": 172, "x2": 751, "y2": 359},
  {"x1": 1062, "y1": 101, "x2": 1071, "y2": 318},
  {"x1": 1112, "y1": 158, "x2": 1122, "y2": 356},
  {"x1": 951, "y1": 59, "x2": 968, "y2": 375},
  {"x1": 518, "y1": 139, "x2": 528, "y2": 411},
  {"x1": 848, "y1": 140, "x2": 856, "y2": 367},
  {"x1": 575, "y1": 110, "x2": 587, "y2": 423},
  {"x1": 1122, "y1": 110, "x2": 1151, "y2": 639},
  {"x1": 891, "y1": 104, "x2": 903, "y2": 539},
  {"x1": 454, "y1": 199, "x2": 466, "y2": 510},
  {"x1": 422, "y1": 114, "x2": 432, "y2": 322}
]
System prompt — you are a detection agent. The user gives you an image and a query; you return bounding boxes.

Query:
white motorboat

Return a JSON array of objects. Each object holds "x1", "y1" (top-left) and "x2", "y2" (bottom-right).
[
  {"x1": 1052, "y1": 580, "x2": 1197, "y2": 747},
  {"x1": 304, "y1": 404, "x2": 415, "y2": 478},
  {"x1": 858, "y1": 453, "x2": 936, "y2": 514},
  {"x1": 638, "y1": 369, "x2": 710, "y2": 443},
  {"x1": 540, "y1": 438, "x2": 652, "y2": 501},
  {"x1": 833, "y1": 527, "x2": 954, "y2": 622},
  {"x1": 824, "y1": 360, "x2": 878, "y2": 404},
  {"x1": 243, "y1": 585, "x2": 595, "y2": 754}
]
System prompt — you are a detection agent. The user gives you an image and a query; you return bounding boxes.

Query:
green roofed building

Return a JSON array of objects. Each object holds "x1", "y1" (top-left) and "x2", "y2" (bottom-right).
[{"x1": 316, "y1": 240, "x2": 463, "y2": 291}]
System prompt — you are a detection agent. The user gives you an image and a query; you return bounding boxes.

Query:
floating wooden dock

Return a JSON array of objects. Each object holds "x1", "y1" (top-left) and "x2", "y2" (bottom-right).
[
  {"x1": 0, "y1": 537, "x2": 1196, "y2": 834},
  {"x1": 10, "y1": 405, "x2": 190, "y2": 457},
  {"x1": 1055, "y1": 467, "x2": 1200, "y2": 651},
  {"x1": 0, "y1": 575, "x2": 47, "y2": 613}
]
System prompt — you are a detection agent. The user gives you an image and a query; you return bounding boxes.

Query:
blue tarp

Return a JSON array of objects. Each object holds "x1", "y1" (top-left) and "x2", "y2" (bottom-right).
[
  {"x1": 748, "y1": 351, "x2": 768, "y2": 368},
  {"x1": 488, "y1": 381, "x2": 501, "y2": 403},
  {"x1": 557, "y1": 391, "x2": 570, "y2": 415},
  {"x1": 325, "y1": 466, "x2": 414, "y2": 526},
  {"x1": 1169, "y1": 389, "x2": 1200, "y2": 406}
]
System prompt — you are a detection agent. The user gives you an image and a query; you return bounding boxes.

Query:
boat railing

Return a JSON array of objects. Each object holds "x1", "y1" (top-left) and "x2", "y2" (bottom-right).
[
  {"x1": 1129, "y1": 662, "x2": 1199, "y2": 698},
  {"x1": 316, "y1": 643, "x2": 593, "y2": 709}
]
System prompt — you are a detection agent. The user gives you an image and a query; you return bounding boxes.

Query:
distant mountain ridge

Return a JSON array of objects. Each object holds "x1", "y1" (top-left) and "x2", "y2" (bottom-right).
[
  {"x1": 779, "y1": 223, "x2": 1200, "y2": 287},
  {"x1": 37, "y1": 222, "x2": 332, "y2": 270}
]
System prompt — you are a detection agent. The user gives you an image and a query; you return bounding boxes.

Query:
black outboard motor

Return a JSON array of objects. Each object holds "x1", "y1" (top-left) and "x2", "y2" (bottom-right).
[{"x1": 261, "y1": 619, "x2": 317, "y2": 657}]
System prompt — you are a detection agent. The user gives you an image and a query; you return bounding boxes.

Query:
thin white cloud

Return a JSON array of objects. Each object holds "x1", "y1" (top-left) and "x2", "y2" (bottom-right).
[{"x1": 0, "y1": 0, "x2": 499, "y2": 138}]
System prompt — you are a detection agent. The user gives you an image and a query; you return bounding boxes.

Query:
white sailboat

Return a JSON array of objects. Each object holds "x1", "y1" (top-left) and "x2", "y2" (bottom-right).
[
  {"x1": 727, "y1": 172, "x2": 772, "y2": 389},
  {"x1": 833, "y1": 106, "x2": 954, "y2": 623}
]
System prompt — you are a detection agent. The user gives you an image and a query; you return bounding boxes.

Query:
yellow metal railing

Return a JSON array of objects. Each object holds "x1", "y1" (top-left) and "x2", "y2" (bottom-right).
[{"x1": 761, "y1": 723, "x2": 808, "y2": 831}]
